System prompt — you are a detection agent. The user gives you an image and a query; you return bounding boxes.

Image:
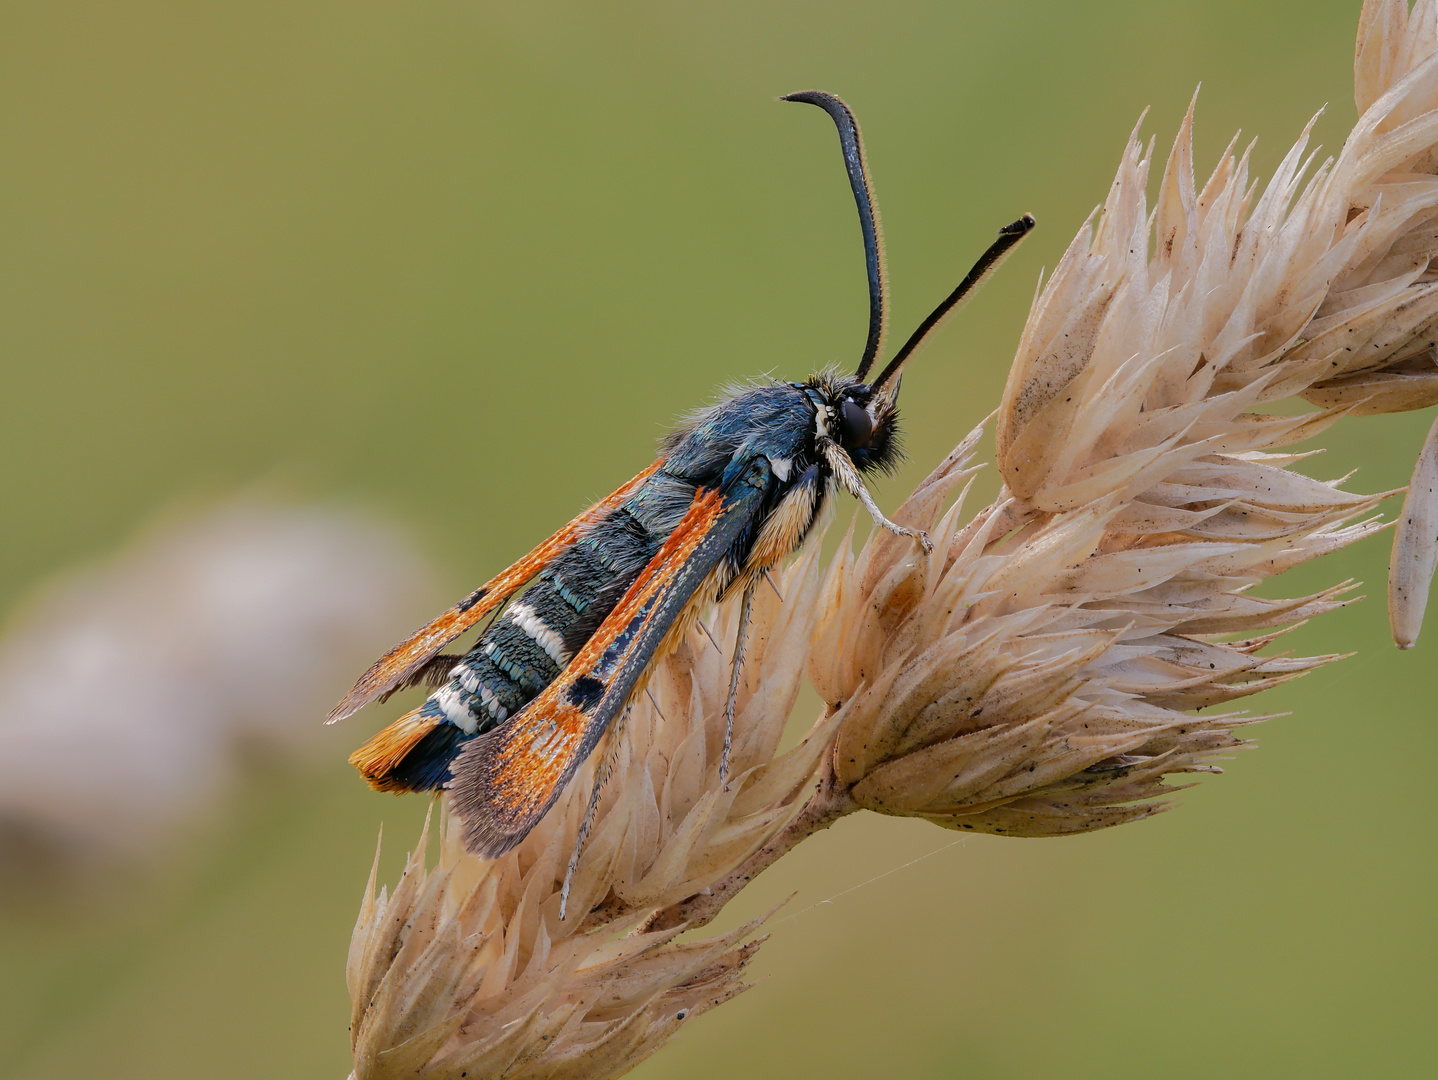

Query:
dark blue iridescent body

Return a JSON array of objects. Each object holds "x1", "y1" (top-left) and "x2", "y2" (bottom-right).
[{"x1": 382, "y1": 377, "x2": 896, "y2": 791}]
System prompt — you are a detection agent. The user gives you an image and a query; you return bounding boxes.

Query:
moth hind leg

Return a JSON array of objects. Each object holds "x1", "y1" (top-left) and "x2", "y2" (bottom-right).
[
  {"x1": 559, "y1": 704, "x2": 632, "y2": 921},
  {"x1": 721, "y1": 579, "x2": 758, "y2": 785}
]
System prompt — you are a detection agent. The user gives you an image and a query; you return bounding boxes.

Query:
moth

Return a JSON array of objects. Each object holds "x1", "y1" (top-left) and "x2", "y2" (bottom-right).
[{"x1": 330, "y1": 91, "x2": 1032, "y2": 909}]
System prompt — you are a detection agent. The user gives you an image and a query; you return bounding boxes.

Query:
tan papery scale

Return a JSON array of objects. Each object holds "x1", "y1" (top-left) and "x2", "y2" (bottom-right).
[{"x1": 346, "y1": 3, "x2": 1438, "y2": 1075}]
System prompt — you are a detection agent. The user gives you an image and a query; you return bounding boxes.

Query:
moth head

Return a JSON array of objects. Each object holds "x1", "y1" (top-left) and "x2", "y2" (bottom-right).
[{"x1": 805, "y1": 374, "x2": 902, "y2": 476}]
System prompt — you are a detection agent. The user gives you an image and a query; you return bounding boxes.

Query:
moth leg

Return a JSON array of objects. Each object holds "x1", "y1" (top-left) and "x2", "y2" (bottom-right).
[
  {"x1": 823, "y1": 441, "x2": 933, "y2": 552},
  {"x1": 722, "y1": 579, "x2": 757, "y2": 785},
  {"x1": 696, "y1": 618, "x2": 723, "y2": 654},
  {"x1": 559, "y1": 704, "x2": 631, "y2": 921},
  {"x1": 762, "y1": 567, "x2": 784, "y2": 602}
]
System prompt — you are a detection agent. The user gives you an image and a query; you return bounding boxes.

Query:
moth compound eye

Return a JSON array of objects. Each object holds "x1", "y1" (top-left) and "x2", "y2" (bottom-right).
[{"x1": 839, "y1": 398, "x2": 873, "y2": 450}]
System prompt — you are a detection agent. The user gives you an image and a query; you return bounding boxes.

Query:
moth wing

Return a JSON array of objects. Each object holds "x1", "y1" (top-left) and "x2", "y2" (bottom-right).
[
  {"x1": 327, "y1": 459, "x2": 663, "y2": 723},
  {"x1": 447, "y1": 471, "x2": 770, "y2": 859}
]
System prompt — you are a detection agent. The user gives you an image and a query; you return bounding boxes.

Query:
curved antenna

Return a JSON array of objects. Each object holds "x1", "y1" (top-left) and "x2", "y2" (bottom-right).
[
  {"x1": 869, "y1": 213, "x2": 1035, "y2": 395},
  {"x1": 782, "y1": 90, "x2": 888, "y2": 381}
]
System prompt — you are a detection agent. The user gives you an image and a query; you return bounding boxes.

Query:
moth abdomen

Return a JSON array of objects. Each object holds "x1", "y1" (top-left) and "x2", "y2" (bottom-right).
[
  {"x1": 365, "y1": 712, "x2": 467, "y2": 792},
  {"x1": 351, "y1": 497, "x2": 671, "y2": 793}
]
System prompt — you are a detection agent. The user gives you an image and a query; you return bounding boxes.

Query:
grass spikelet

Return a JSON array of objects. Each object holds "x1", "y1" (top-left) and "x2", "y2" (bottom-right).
[{"x1": 346, "y1": 543, "x2": 827, "y2": 1079}]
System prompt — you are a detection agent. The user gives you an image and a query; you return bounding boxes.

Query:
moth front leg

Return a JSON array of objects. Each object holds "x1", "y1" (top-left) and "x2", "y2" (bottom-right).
[{"x1": 822, "y1": 439, "x2": 933, "y2": 552}]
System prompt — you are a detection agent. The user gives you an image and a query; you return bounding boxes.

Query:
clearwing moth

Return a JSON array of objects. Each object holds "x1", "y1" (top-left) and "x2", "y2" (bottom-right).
[{"x1": 331, "y1": 91, "x2": 1033, "y2": 915}]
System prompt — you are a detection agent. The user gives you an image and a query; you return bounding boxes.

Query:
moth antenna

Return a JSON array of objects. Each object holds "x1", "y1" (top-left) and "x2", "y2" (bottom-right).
[
  {"x1": 869, "y1": 214, "x2": 1035, "y2": 396},
  {"x1": 783, "y1": 90, "x2": 888, "y2": 381}
]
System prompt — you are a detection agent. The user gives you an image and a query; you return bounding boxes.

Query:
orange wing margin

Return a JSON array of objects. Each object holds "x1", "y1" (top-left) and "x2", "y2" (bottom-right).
[
  {"x1": 447, "y1": 468, "x2": 769, "y2": 858},
  {"x1": 326, "y1": 458, "x2": 663, "y2": 723}
]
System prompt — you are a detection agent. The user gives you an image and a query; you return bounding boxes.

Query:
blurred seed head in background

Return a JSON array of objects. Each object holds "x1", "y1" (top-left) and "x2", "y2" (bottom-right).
[{"x1": 0, "y1": 500, "x2": 435, "y2": 893}]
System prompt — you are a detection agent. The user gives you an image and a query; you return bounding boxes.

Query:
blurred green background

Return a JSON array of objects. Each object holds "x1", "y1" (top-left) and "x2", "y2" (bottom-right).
[{"x1": 1, "y1": 1, "x2": 1434, "y2": 1077}]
